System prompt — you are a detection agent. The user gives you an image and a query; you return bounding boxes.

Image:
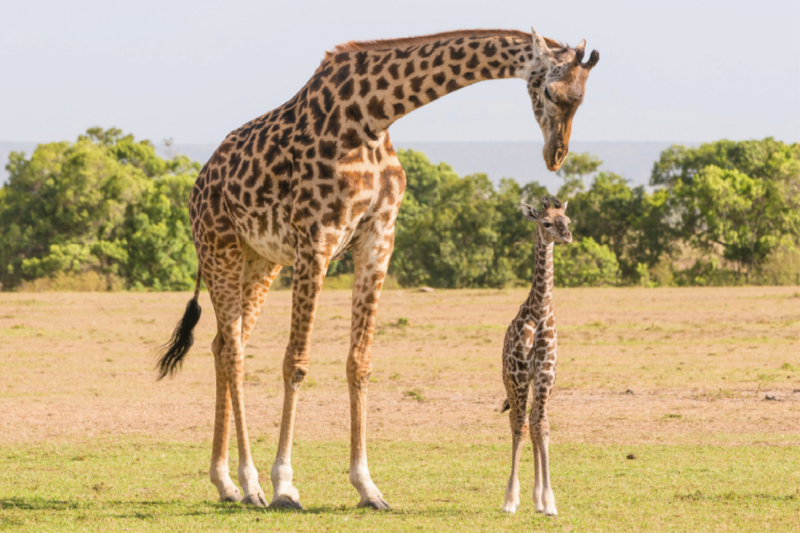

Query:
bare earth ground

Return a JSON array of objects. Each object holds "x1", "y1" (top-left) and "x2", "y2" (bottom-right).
[{"x1": 1, "y1": 287, "x2": 798, "y2": 448}]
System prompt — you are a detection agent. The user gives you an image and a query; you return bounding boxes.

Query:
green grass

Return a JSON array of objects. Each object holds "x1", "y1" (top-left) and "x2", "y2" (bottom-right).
[{"x1": 1, "y1": 439, "x2": 798, "y2": 532}]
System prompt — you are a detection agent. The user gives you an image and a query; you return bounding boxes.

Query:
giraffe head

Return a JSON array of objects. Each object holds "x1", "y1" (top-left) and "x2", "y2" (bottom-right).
[
  {"x1": 521, "y1": 196, "x2": 572, "y2": 244},
  {"x1": 526, "y1": 29, "x2": 599, "y2": 172}
]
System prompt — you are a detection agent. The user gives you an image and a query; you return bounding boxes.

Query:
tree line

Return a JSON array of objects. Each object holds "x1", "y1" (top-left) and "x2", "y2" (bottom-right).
[{"x1": 1, "y1": 128, "x2": 797, "y2": 291}]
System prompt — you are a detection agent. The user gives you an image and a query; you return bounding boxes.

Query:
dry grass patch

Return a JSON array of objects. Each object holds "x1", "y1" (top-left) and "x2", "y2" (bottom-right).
[{"x1": 0, "y1": 287, "x2": 797, "y2": 448}]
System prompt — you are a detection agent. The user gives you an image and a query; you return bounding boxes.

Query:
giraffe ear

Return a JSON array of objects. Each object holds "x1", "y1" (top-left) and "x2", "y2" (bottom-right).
[
  {"x1": 521, "y1": 203, "x2": 540, "y2": 221},
  {"x1": 562, "y1": 201, "x2": 568, "y2": 212},
  {"x1": 531, "y1": 27, "x2": 554, "y2": 68}
]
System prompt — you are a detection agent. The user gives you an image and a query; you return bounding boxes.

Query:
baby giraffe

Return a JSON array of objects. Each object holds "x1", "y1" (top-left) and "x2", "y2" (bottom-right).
[{"x1": 501, "y1": 196, "x2": 572, "y2": 515}]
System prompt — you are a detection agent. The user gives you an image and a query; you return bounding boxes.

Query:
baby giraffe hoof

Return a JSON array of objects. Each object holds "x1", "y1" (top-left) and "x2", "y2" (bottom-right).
[
  {"x1": 502, "y1": 502, "x2": 519, "y2": 514},
  {"x1": 539, "y1": 491, "x2": 557, "y2": 516},
  {"x1": 357, "y1": 497, "x2": 391, "y2": 511},
  {"x1": 269, "y1": 495, "x2": 303, "y2": 511},
  {"x1": 241, "y1": 492, "x2": 268, "y2": 508},
  {"x1": 537, "y1": 500, "x2": 557, "y2": 516}
]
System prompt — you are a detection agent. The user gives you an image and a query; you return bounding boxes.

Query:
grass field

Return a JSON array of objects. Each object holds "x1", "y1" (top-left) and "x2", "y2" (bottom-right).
[{"x1": 1, "y1": 287, "x2": 798, "y2": 531}]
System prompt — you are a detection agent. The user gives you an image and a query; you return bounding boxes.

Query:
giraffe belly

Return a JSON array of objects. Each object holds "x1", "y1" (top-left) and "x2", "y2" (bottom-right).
[{"x1": 233, "y1": 210, "x2": 297, "y2": 266}]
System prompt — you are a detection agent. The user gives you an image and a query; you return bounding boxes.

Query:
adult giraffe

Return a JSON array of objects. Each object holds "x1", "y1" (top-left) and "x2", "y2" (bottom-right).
[{"x1": 157, "y1": 28, "x2": 599, "y2": 510}]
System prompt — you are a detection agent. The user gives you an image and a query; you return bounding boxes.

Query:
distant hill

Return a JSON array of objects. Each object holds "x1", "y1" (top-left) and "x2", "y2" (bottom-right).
[
  {"x1": 1, "y1": 140, "x2": 677, "y2": 190},
  {"x1": 392, "y1": 141, "x2": 675, "y2": 191}
]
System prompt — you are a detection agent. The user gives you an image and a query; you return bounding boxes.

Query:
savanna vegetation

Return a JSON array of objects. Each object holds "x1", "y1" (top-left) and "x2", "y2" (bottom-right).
[
  {"x1": 1, "y1": 129, "x2": 797, "y2": 291},
  {"x1": 1, "y1": 287, "x2": 798, "y2": 532}
]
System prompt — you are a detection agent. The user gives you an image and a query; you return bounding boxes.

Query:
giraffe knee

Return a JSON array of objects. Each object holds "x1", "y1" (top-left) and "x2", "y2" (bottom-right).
[
  {"x1": 512, "y1": 421, "x2": 530, "y2": 438},
  {"x1": 283, "y1": 365, "x2": 307, "y2": 384},
  {"x1": 346, "y1": 358, "x2": 372, "y2": 387},
  {"x1": 530, "y1": 418, "x2": 550, "y2": 439},
  {"x1": 282, "y1": 356, "x2": 309, "y2": 388}
]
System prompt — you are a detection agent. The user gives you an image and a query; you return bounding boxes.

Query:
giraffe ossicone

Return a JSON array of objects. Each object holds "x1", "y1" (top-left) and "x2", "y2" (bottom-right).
[
  {"x1": 502, "y1": 196, "x2": 571, "y2": 515},
  {"x1": 154, "y1": 29, "x2": 597, "y2": 510}
]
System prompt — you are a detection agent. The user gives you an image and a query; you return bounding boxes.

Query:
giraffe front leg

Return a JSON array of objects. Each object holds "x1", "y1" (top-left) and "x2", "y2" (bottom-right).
[
  {"x1": 531, "y1": 375, "x2": 557, "y2": 515},
  {"x1": 531, "y1": 413, "x2": 556, "y2": 516},
  {"x1": 269, "y1": 378, "x2": 303, "y2": 510},
  {"x1": 502, "y1": 366, "x2": 531, "y2": 514},
  {"x1": 346, "y1": 237, "x2": 393, "y2": 511},
  {"x1": 269, "y1": 241, "x2": 327, "y2": 510},
  {"x1": 530, "y1": 318, "x2": 558, "y2": 516},
  {"x1": 531, "y1": 406, "x2": 545, "y2": 513}
]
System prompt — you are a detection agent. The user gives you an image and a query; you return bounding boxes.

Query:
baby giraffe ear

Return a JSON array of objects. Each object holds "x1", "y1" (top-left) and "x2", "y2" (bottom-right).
[
  {"x1": 521, "y1": 203, "x2": 540, "y2": 221},
  {"x1": 562, "y1": 200, "x2": 568, "y2": 212}
]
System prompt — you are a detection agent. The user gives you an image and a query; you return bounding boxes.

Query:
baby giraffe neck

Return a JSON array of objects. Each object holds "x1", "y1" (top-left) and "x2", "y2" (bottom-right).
[{"x1": 523, "y1": 229, "x2": 554, "y2": 318}]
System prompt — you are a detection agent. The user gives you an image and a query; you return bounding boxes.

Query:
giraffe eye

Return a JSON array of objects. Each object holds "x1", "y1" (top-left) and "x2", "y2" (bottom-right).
[{"x1": 542, "y1": 222, "x2": 552, "y2": 228}]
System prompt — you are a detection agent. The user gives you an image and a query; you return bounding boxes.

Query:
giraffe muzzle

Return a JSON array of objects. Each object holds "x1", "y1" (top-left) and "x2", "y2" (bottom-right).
[{"x1": 543, "y1": 143, "x2": 568, "y2": 172}]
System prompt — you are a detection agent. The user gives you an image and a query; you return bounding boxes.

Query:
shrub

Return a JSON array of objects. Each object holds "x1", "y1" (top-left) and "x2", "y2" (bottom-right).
[{"x1": 553, "y1": 237, "x2": 621, "y2": 287}]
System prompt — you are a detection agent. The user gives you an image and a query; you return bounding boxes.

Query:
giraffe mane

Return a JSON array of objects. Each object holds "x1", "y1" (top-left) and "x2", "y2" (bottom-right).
[{"x1": 323, "y1": 29, "x2": 566, "y2": 62}]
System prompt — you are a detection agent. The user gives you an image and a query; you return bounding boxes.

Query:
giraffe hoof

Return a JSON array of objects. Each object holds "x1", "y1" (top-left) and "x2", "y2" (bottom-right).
[
  {"x1": 357, "y1": 497, "x2": 391, "y2": 511},
  {"x1": 219, "y1": 492, "x2": 243, "y2": 503},
  {"x1": 269, "y1": 495, "x2": 303, "y2": 511},
  {"x1": 242, "y1": 492, "x2": 268, "y2": 508}
]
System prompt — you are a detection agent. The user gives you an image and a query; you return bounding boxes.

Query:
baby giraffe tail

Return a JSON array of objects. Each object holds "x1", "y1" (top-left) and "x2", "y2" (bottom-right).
[{"x1": 156, "y1": 268, "x2": 203, "y2": 380}]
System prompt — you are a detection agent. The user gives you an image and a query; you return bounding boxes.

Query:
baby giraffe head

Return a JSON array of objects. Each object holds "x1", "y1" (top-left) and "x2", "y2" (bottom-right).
[{"x1": 521, "y1": 196, "x2": 572, "y2": 244}]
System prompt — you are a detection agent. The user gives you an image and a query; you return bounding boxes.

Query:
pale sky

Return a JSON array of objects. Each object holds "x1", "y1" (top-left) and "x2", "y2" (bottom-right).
[{"x1": 1, "y1": 0, "x2": 798, "y2": 145}]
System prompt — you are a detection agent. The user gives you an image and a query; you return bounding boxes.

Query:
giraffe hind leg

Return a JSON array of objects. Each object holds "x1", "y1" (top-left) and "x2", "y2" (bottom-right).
[
  {"x1": 202, "y1": 240, "x2": 267, "y2": 507},
  {"x1": 209, "y1": 331, "x2": 241, "y2": 502},
  {"x1": 208, "y1": 244, "x2": 280, "y2": 504}
]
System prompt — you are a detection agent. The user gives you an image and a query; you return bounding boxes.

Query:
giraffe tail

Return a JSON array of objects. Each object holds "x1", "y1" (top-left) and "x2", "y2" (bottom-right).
[
  {"x1": 156, "y1": 267, "x2": 203, "y2": 380},
  {"x1": 501, "y1": 399, "x2": 510, "y2": 413}
]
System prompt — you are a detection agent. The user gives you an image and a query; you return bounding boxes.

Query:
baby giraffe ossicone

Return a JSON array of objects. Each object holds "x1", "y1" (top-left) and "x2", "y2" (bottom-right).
[{"x1": 501, "y1": 196, "x2": 572, "y2": 515}]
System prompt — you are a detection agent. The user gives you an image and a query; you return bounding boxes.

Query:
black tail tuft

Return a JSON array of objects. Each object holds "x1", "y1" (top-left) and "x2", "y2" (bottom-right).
[
  {"x1": 156, "y1": 298, "x2": 201, "y2": 380},
  {"x1": 501, "y1": 399, "x2": 510, "y2": 413}
]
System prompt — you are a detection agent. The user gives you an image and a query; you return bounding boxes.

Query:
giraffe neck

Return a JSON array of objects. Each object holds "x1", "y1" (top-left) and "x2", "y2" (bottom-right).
[
  {"x1": 298, "y1": 32, "x2": 541, "y2": 159},
  {"x1": 522, "y1": 229, "x2": 554, "y2": 319}
]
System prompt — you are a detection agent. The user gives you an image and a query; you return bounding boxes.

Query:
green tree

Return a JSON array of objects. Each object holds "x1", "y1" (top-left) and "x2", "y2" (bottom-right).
[
  {"x1": 652, "y1": 138, "x2": 800, "y2": 280},
  {"x1": 0, "y1": 128, "x2": 200, "y2": 290},
  {"x1": 556, "y1": 151, "x2": 602, "y2": 199},
  {"x1": 393, "y1": 149, "x2": 550, "y2": 288},
  {"x1": 392, "y1": 151, "x2": 504, "y2": 288},
  {"x1": 566, "y1": 172, "x2": 675, "y2": 282},
  {"x1": 553, "y1": 237, "x2": 620, "y2": 287}
]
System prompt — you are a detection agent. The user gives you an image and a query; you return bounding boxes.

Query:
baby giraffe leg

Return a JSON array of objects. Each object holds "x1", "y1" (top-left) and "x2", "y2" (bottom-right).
[
  {"x1": 530, "y1": 399, "x2": 556, "y2": 515},
  {"x1": 530, "y1": 324, "x2": 557, "y2": 516},
  {"x1": 502, "y1": 359, "x2": 531, "y2": 514}
]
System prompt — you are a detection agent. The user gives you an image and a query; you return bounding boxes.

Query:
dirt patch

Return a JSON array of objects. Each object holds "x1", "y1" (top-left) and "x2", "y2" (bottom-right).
[{"x1": 1, "y1": 287, "x2": 798, "y2": 446}]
